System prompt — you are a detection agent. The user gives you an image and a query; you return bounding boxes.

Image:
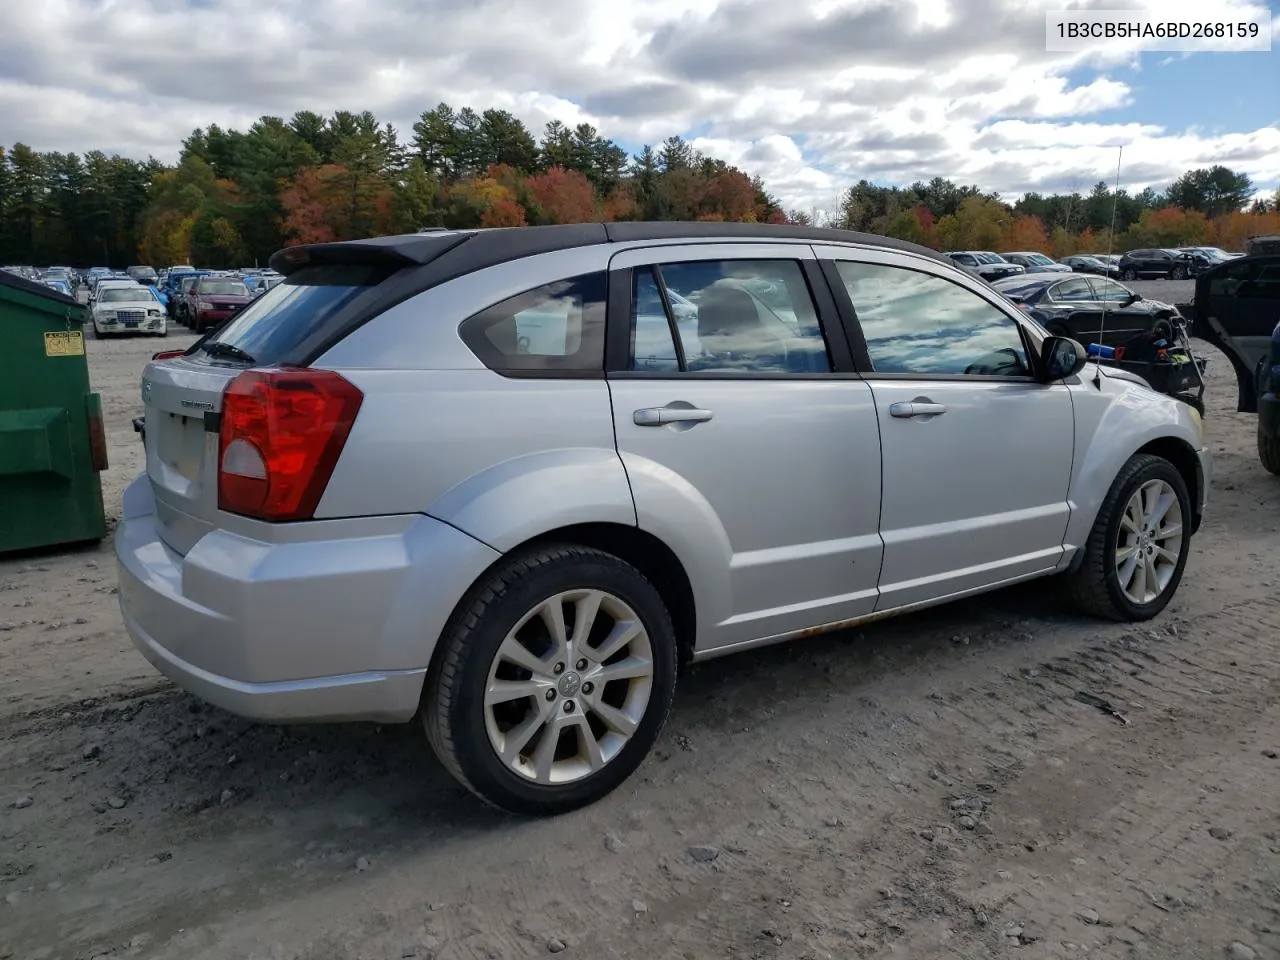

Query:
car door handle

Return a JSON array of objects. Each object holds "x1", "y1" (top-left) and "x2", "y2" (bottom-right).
[
  {"x1": 889, "y1": 401, "x2": 947, "y2": 419},
  {"x1": 634, "y1": 406, "x2": 714, "y2": 426}
]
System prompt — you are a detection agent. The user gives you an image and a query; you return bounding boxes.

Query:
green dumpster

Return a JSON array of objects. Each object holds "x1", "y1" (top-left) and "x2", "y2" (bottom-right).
[{"x1": 0, "y1": 271, "x2": 108, "y2": 553}]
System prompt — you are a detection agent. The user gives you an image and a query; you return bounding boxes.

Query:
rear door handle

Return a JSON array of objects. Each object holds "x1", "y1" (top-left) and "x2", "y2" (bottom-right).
[
  {"x1": 634, "y1": 406, "x2": 714, "y2": 426},
  {"x1": 889, "y1": 401, "x2": 947, "y2": 419}
]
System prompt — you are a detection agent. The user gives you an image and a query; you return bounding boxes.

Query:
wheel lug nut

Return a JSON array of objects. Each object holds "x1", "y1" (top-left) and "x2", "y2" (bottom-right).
[
  {"x1": 563, "y1": 701, "x2": 575, "y2": 713},
  {"x1": 575, "y1": 658, "x2": 587, "y2": 670},
  {"x1": 545, "y1": 689, "x2": 556, "y2": 701},
  {"x1": 582, "y1": 682, "x2": 594, "y2": 695},
  {"x1": 553, "y1": 662, "x2": 565, "y2": 674}
]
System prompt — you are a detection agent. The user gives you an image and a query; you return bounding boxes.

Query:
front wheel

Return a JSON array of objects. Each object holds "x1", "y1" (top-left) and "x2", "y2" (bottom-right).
[
  {"x1": 422, "y1": 545, "x2": 678, "y2": 815},
  {"x1": 1121, "y1": 268, "x2": 1138, "y2": 281},
  {"x1": 1067, "y1": 454, "x2": 1191, "y2": 621},
  {"x1": 1259, "y1": 425, "x2": 1280, "y2": 476}
]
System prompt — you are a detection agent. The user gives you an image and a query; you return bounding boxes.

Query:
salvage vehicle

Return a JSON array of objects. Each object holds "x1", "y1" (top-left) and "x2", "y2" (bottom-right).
[
  {"x1": 1117, "y1": 248, "x2": 1196, "y2": 281},
  {"x1": 183, "y1": 276, "x2": 252, "y2": 332},
  {"x1": 1060, "y1": 255, "x2": 1121, "y2": 277},
  {"x1": 992, "y1": 273, "x2": 1181, "y2": 345},
  {"x1": 90, "y1": 280, "x2": 167, "y2": 336},
  {"x1": 943, "y1": 250, "x2": 1025, "y2": 281},
  {"x1": 1184, "y1": 254, "x2": 1280, "y2": 474},
  {"x1": 117, "y1": 223, "x2": 1211, "y2": 814},
  {"x1": 1001, "y1": 252, "x2": 1072, "y2": 274}
]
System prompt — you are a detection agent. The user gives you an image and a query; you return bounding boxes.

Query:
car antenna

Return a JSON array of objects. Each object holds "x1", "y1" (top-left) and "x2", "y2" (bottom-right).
[{"x1": 1094, "y1": 145, "x2": 1123, "y2": 389}]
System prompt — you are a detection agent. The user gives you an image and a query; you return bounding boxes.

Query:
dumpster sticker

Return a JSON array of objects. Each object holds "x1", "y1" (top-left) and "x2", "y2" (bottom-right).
[{"x1": 44, "y1": 331, "x2": 85, "y2": 357}]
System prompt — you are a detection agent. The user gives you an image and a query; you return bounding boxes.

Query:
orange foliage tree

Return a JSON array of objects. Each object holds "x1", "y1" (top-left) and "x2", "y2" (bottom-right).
[
  {"x1": 279, "y1": 165, "x2": 345, "y2": 244},
  {"x1": 1003, "y1": 214, "x2": 1050, "y2": 252},
  {"x1": 523, "y1": 166, "x2": 599, "y2": 224}
]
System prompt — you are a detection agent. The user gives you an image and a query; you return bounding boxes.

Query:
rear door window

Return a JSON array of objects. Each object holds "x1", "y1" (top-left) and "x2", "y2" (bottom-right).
[
  {"x1": 204, "y1": 263, "x2": 398, "y2": 365},
  {"x1": 1208, "y1": 260, "x2": 1258, "y2": 298},
  {"x1": 1050, "y1": 278, "x2": 1094, "y2": 301}
]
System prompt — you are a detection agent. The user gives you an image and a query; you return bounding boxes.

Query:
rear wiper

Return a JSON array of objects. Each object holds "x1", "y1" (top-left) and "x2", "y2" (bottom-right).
[{"x1": 200, "y1": 341, "x2": 256, "y2": 364}]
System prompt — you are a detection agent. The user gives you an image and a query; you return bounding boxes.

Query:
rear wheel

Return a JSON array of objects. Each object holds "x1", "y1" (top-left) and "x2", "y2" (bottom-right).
[
  {"x1": 422, "y1": 545, "x2": 678, "y2": 815},
  {"x1": 1171, "y1": 265, "x2": 1188, "y2": 280},
  {"x1": 1259, "y1": 426, "x2": 1280, "y2": 476},
  {"x1": 1067, "y1": 454, "x2": 1191, "y2": 621}
]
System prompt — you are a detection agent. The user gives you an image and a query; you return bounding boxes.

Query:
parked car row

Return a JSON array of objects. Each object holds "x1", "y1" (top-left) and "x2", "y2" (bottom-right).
[{"x1": 935, "y1": 247, "x2": 1243, "y2": 286}]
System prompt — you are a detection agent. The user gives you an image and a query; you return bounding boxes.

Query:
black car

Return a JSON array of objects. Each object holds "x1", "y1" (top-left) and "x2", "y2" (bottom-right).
[
  {"x1": 1117, "y1": 248, "x2": 1195, "y2": 281},
  {"x1": 1177, "y1": 246, "x2": 1234, "y2": 277},
  {"x1": 1185, "y1": 255, "x2": 1280, "y2": 474},
  {"x1": 1060, "y1": 255, "x2": 1121, "y2": 277},
  {"x1": 991, "y1": 273, "x2": 1181, "y2": 347}
]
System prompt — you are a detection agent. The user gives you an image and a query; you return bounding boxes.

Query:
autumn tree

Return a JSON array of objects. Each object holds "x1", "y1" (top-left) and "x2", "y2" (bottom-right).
[
  {"x1": 523, "y1": 166, "x2": 598, "y2": 224},
  {"x1": 935, "y1": 196, "x2": 1011, "y2": 251},
  {"x1": 1003, "y1": 214, "x2": 1050, "y2": 251},
  {"x1": 1121, "y1": 206, "x2": 1213, "y2": 249}
]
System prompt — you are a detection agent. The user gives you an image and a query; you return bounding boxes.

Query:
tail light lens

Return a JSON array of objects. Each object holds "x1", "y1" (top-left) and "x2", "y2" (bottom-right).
[
  {"x1": 152, "y1": 349, "x2": 186, "y2": 360},
  {"x1": 217, "y1": 368, "x2": 363, "y2": 522}
]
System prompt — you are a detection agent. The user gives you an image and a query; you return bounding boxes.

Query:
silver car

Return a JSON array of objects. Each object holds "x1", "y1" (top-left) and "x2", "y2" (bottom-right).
[{"x1": 116, "y1": 223, "x2": 1211, "y2": 814}]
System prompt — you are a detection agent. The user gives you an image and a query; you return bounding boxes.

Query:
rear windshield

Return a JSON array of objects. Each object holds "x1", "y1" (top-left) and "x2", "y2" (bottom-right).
[
  {"x1": 100, "y1": 288, "x2": 150, "y2": 302},
  {"x1": 204, "y1": 263, "x2": 396, "y2": 364},
  {"x1": 197, "y1": 280, "x2": 249, "y2": 296}
]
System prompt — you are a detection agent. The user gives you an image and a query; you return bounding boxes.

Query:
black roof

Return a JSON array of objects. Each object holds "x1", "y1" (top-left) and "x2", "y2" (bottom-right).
[
  {"x1": 268, "y1": 221, "x2": 952, "y2": 279},
  {"x1": 263, "y1": 222, "x2": 956, "y2": 367},
  {"x1": 0, "y1": 268, "x2": 82, "y2": 308},
  {"x1": 990, "y1": 273, "x2": 1062, "y2": 288}
]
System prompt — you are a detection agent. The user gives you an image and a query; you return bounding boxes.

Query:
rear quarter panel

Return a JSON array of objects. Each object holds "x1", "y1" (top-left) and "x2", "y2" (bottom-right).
[{"x1": 312, "y1": 245, "x2": 636, "y2": 549}]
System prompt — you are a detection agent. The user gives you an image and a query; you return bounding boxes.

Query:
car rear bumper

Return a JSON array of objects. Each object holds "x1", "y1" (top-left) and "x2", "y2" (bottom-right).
[{"x1": 114, "y1": 476, "x2": 502, "y2": 723}]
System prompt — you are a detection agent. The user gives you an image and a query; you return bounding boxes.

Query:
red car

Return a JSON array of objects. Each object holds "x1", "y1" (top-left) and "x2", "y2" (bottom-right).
[{"x1": 185, "y1": 276, "x2": 252, "y2": 333}]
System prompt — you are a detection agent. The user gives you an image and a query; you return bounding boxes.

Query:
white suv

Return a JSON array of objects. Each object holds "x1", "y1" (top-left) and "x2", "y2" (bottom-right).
[{"x1": 116, "y1": 223, "x2": 1210, "y2": 814}]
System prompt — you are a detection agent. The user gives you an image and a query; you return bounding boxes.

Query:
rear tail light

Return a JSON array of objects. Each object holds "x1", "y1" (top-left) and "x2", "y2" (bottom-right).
[
  {"x1": 217, "y1": 369, "x2": 363, "y2": 522},
  {"x1": 152, "y1": 349, "x2": 186, "y2": 360}
]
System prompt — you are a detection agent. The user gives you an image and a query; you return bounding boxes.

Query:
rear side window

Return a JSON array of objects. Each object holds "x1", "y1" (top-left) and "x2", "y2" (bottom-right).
[
  {"x1": 458, "y1": 273, "x2": 606, "y2": 376},
  {"x1": 1209, "y1": 260, "x2": 1258, "y2": 298},
  {"x1": 206, "y1": 263, "x2": 396, "y2": 365}
]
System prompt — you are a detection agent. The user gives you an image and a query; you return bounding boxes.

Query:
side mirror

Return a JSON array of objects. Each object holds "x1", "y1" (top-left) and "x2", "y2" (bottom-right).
[
  {"x1": 1040, "y1": 335, "x2": 1088, "y2": 381},
  {"x1": 1125, "y1": 292, "x2": 1142, "y2": 304}
]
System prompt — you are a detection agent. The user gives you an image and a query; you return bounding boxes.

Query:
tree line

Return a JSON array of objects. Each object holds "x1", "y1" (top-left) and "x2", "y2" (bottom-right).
[{"x1": 1, "y1": 103, "x2": 1277, "y2": 268}]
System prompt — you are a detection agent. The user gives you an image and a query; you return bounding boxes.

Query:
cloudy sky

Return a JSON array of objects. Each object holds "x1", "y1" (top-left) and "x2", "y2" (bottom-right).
[{"x1": 2, "y1": 0, "x2": 1277, "y2": 214}]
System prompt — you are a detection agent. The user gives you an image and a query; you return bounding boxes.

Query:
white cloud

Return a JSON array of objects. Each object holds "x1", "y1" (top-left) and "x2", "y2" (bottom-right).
[{"x1": 0, "y1": 0, "x2": 1275, "y2": 222}]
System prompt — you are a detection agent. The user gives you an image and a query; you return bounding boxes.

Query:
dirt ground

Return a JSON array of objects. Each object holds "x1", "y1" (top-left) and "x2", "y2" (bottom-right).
[{"x1": 3, "y1": 284, "x2": 1278, "y2": 960}]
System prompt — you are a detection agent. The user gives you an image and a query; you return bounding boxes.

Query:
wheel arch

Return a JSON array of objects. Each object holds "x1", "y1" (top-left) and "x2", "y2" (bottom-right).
[
  {"x1": 1066, "y1": 431, "x2": 1204, "y2": 574},
  {"x1": 1135, "y1": 435, "x2": 1202, "y2": 534},
  {"x1": 429, "y1": 522, "x2": 699, "y2": 679}
]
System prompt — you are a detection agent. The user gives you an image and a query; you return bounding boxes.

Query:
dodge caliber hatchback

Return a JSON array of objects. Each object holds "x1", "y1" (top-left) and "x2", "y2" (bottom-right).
[{"x1": 116, "y1": 223, "x2": 1211, "y2": 815}]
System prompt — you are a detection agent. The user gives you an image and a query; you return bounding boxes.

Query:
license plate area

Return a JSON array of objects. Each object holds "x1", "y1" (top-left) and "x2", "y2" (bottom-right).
[{"x1": 151, "y1": 411, "x2": 207, "y2": 481}]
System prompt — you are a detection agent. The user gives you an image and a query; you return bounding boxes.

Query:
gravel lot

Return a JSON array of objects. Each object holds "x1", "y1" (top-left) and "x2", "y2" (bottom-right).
[{"x1": 3, "y1": 279, "x2": 1279, "y2": 960}]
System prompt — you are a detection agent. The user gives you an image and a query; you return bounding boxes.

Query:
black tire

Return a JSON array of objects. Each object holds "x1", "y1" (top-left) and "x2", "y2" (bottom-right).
[
  {"x1": 1259, "y1": 425, "x2": 1280, "y2": 476},
  {"x1": 422, "y1": 544, "x2": 678, "y2": 815},
  {"x1": 1171, "y1": 265, "x2": 1187, "y2": 280},
  {"x1": 1067, "y1": 454, "x2": 1192, "y2": 622},
  {"x1": 1122, "y1": 268, "x2": 1137, "y2": 281}
]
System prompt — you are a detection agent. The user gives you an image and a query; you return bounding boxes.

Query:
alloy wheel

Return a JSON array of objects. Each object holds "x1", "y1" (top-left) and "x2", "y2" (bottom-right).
[
  {"x1": 483, "y1": 589, "x2": 655, "y2": 785},
  {"x1": 1114, "y1": 478, "x2": 1184, "y2": 605}
]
